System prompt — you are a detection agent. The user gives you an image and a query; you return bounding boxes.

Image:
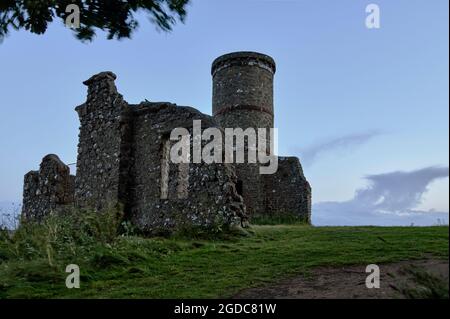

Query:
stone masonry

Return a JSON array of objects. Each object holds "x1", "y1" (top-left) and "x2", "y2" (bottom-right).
[
  {"x1": 212, "y1": 52, "x2": 276, "y2": 216},
  {"x1": 22, "y1": 52, "x2": 312, "y2": 233},
  {"x1": 22, "y1": 154, "x2": 75, "y2": 222}
]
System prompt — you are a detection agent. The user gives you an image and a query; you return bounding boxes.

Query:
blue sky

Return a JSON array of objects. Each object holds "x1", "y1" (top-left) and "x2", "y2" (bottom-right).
[{"x1": 0, "y1": 0, "x2": 448, "y2": 225}]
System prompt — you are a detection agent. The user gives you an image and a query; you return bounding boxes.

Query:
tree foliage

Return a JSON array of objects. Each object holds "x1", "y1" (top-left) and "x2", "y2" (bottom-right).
[{"x1": 0, "y1": 0, "x2": 190, "y2": 42}]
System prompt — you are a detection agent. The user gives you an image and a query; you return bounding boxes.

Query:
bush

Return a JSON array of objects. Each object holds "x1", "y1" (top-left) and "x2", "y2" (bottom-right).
[{"x1": 0, "y1": 205, "x2": 125, "y2": 266}]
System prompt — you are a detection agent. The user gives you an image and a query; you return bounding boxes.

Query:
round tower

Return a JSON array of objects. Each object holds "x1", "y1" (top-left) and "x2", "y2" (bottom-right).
[
  {"x1": 212, "y1": 51, "x2": 276, "y2": 131},
  {"x1": 212, "y1": 52, "x2": 276, "y2": 216}
]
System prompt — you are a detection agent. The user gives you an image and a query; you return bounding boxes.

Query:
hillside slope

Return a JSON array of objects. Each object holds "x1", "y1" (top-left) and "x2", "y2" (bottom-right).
[{"x1": 0, "y1": 223, "x2": 448, "y2": 298}]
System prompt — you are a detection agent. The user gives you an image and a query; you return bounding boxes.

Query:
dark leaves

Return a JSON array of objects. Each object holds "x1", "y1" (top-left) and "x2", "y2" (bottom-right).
[{"x1": 0, "y1": 0, "x2": 190, "y2": 43}]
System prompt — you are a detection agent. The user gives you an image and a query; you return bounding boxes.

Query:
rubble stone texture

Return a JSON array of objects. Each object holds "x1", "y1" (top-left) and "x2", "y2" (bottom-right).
[
  {"x1": 22, "y1": 154, "x2": 75, "y2": 221},
  {"x1": 264, "y1": 157, "x2": 312, "y2": 220},
  {"x1": 22, "y1": 52, "x2": 312, "y2": 233}
]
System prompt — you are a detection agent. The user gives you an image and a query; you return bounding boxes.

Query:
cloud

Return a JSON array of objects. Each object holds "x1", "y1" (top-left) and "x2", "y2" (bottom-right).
[
  {"x1": 313, "y1": 166, "x2": 449, "y2": 226},
  {"x1": 298, "y1": 130, "x2": 381, "y2": 166}
]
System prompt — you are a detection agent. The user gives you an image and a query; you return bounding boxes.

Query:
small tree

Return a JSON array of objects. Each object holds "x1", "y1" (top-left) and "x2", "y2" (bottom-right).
[{"x1": 0, "y1": 0, "x2": 190, "y2": 42}]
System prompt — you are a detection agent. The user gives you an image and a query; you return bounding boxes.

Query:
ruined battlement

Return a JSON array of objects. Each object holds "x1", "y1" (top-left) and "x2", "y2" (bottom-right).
[{"x1": 211, "y1": 51, "x2": 276, "y2": 77}]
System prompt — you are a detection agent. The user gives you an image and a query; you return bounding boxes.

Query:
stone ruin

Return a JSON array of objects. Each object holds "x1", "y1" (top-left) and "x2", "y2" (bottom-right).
[
  {"x1": 22, "y1": 154, "x2": 75, "y2": 221},
  {"x1": 21, "y1": 52, "x2": 312, "y2": 234}
]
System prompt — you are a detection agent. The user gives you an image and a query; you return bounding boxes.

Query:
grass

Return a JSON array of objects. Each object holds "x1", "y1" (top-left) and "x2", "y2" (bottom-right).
[
  {"x1": 250, "y1": 214, "x2": 309, "y2": 225},
  {"x1": 0, "y1": 209, "x2": 448, "y2": 299},
  {"x1": 397, "y1": 265, "x2": 449, "y2": 299}
]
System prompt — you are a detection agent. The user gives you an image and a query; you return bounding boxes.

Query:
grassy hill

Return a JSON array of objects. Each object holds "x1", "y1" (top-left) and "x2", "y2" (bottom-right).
[{"x1": 0, "y1": 210, "x2": 448, "y2": 298}]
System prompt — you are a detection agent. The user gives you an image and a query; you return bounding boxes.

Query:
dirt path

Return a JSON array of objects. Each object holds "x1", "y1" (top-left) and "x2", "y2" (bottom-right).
[{"x1": 234, "y1": 259, "x2": 449, "y2": 299}]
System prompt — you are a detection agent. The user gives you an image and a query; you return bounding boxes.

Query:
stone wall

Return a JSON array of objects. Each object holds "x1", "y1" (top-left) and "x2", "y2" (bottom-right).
[
  {"x1": 22, "y1": 154, "x2": 75, "y2": 221},
  {"x1": 74, "y1": 72, "x2": 132, "y2": 210},
  {"x1": 128, "y1": 102, "x2": 246, "y2": 235},
  {"x1": 264, "y1": 156, "x2": 312, "y2": 222},
  {"x1": 71, "y1": 72, "x2": 247, "y2": 234}
]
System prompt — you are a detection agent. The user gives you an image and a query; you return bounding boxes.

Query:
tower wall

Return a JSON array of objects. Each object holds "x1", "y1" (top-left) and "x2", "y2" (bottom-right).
[
  {"x1": 212, "y1": 52, "x2": 276, "y2": 215},
  {"x1": 212, "y1": 51, "x2": 275, "y2": 130}
]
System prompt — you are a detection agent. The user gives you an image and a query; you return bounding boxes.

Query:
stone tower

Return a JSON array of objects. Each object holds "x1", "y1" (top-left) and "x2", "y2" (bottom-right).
[
  {"x1": 212, "y1": 51, "x2": 275, "y2": 132},
  {"x1": 212, "y1": 52, "x2": 276, "y2": 216}
]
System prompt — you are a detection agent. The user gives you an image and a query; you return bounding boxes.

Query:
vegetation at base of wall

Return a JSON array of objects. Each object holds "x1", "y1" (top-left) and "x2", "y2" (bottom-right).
[
  {"x1": 0, "y1": 205, "x2": 124, "y2": 266},
  {"x1": 171, "y1": 223, "x2": 253, "y2": 241},
  {"x1": 0, "y1": 211, "x2": 448, "y2": 298}
]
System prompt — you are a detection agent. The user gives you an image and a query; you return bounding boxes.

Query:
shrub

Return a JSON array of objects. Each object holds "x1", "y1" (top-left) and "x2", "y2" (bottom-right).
[{"x1": 0, "y1": 204, "x2": 125, "y2": 266}]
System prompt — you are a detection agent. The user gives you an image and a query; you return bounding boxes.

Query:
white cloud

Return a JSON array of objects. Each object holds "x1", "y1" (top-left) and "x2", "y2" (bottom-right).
[{"x1": 313, "y1": 166, "x2": 449, "y2": 226}]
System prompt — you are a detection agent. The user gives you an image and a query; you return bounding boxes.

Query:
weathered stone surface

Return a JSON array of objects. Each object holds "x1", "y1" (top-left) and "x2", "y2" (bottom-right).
[
  {"x1": 212, "y1": 52, "x2": 276, "y2": 216},
  {"x1": 212, "y1": 52, "x2": 311, "y2": 221},
  {"x1": 74, "y1": 71, "x2": 131, "y2": 210},
  {"x1": 73, "y1": 74, "x2": 247, "y2": 234},
  {"x1": 128, "y1": 102, "x2": 246, "y2": 234},
  {"x1": 264, "y1": 156, "x2": 312, "y2": 222},
  {"x1": 22, "y1": 154, "x2": 75, "y2": 221}
]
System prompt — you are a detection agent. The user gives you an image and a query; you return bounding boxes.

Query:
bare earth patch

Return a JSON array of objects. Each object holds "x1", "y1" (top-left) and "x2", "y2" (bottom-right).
[{"x1": 234, "y1": 259, "x2": 449, "y2": 299}]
